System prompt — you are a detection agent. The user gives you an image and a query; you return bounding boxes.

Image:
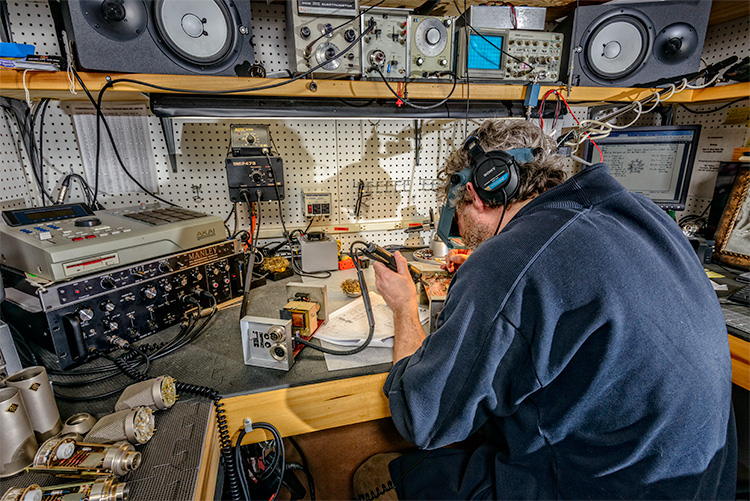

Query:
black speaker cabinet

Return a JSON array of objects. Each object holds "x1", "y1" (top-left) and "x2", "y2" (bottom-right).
[
  {"x1": 58, "y1": 0, "x2": 255, "y2": 76},
  {"x1": 555, "y1": 0, "x2": 711, "y2": 88}
]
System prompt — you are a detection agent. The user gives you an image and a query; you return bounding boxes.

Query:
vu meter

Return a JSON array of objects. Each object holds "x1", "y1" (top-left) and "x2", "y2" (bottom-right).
[{"x1": 230, "y1": 124, "x2": 272, "y2": 156}]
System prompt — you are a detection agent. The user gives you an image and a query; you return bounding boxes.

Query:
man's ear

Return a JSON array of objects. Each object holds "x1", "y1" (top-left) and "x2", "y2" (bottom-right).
[{"x1": 465, "y1": 182, "x2": 489, "y2": 212}]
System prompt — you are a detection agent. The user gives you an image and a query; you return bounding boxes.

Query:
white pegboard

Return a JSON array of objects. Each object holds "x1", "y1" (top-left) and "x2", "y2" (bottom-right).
[
  {"x1": 0, "y1": 110, "x2": 31, "y2": 209},
  {"x1": 700, "y1": 15, "x2": 749, "y2": 67},
  {"x1": 6, "y1": 0, "x2": 60, "y2": 57},
  {"x1": 2, "y1": 1, "x2": 749, "y2": 246}
]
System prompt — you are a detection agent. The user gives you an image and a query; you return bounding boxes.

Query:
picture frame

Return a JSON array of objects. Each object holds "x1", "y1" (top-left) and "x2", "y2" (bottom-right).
[{"x1": 713, "y1": 165, "x2": 750, "y2": 270}]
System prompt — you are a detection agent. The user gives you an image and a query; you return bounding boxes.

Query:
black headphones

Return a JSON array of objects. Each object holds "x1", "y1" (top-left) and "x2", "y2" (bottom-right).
[{"x1": 462, "y1": 136, "x2": 537, "y2": 204}]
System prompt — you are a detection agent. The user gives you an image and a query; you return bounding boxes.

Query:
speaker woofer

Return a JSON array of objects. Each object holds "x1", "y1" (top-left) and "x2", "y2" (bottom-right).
[
  {"x1": 80, "y1": 0, "x2": 148, "y2": 41},
  {"x1": 654, "y1": 23, "x2": 699, "y2": 64},
  {"x1": 152, "y1": 0, "x2": 233, "y2": 64},
  {"x1": 582, "y1": 12, "x2": 651, "y2": 80}
]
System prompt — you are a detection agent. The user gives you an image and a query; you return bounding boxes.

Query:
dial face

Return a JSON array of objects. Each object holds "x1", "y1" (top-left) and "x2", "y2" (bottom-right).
[
  {"x1": 414, "y1": 18, "x2": 447, "y2": 57},
  {"x1": 236, "y1": 131, "x2": 258, "y2": 146}
]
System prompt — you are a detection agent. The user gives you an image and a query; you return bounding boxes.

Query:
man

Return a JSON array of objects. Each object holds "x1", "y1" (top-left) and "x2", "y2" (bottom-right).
[{"x1": 354, "y1": 120, "x2": 736, "y2": 499}]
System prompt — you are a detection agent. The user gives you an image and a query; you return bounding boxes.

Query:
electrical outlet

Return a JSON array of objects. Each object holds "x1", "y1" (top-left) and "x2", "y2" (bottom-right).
[
  {"x1": 393, "y1": 222, "x2": 403, "y2": 230},
  {"x1": 359, "y1": 224, "x2": 368, "y2": 231}
]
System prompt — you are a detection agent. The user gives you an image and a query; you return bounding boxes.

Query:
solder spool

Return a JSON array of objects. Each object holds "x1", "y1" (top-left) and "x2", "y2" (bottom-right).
[
  {"x1": 32, "y1": 437, "x2": 141, "y2": 477},
  {"x1": 114, "y1": 375, "x2": 177, "y2": 412},
  {"x1": 0, "y1": 387, "x2": 38, "y2": 478},
  {"x1": 5, "y1": 366, "x2": 62, "y2": 441}
]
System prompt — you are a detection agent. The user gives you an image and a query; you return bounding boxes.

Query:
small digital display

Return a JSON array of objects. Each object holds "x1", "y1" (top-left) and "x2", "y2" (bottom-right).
[
  {"x1": 468, "y1": 34, "x2": 504, "y2": 70},
  {"x1": 25, "y1": 207, "x2": 76, "y2": 221}
]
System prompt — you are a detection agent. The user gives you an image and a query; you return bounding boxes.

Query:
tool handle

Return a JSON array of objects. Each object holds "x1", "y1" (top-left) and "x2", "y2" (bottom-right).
[{"x1": 364, "y1": 243, "x2": 422, "y2": 283}]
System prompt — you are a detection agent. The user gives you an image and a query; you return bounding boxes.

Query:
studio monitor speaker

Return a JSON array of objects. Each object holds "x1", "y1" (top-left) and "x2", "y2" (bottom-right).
[
  {"x1": 57, "y1": 0, "x2": 255, "y2": 76},
  {"x1": 555, "y1": 0, "x2": 711, "y2": 87}
]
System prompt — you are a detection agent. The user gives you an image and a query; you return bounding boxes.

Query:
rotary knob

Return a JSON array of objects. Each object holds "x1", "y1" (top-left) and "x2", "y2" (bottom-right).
[
  {"x1": 100, "y1": 276, "x2": 116, "y2": 290},
  {"x1": 106, "y1": 321, "x2": 118, "y2": 331},
  {"x1": 415, "y1": 56, "x2": 424, "y2": 66},
  {"x1": 193, "y1": 272, "x2": 203, "y2": 281},
  {"x1": 77, "y1": 307, "x2": 94, "y2": 323},
  {"x1": 439, "y1": 58, "x2": 447, "y2": 66},
  {"x1": 344, "y1": 28, "x2": 356, "y2": 43},
  {"x1": 74, "y1": 217, "x2": 101, "y2": 227},
  {"x1": 251, "y1": 172, "x2": 262, "y2": 183},
  {"x1": 179, "y1": 276, "x2": 188, "y2": 287},
  {"x1": 100, "y1": 300, "x2": 116, "y2": 312},
  {"x1": 161, "y1": 281, "x2": 173, "y2": 292},
  {"x1": 140, "y1": 286, "x2": 157, "y2": 300}
]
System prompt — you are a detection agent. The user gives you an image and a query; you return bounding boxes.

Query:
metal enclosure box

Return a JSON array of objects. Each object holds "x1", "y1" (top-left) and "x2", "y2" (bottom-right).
[
  {"x1": 455, "y1": 28, "x2": 563, "y2": 82},
  {"x1": 360, "y1": 7, "x2": 410, "y2": 79},
  {"x1": 461, "y1": 5, "x2": 547, "y2": 31},
  {"x1": 298, "y1": 235, "x2": 339, "y2": 273},
  {"x1": 241, "y1": 316, "x2": 294, "y2": 371},
  {"x1": 286, "y1": 0, "x2": 362, "y2": 76},
  {"x1": 407, "y1": 15, "x2": 454, "y2": 80}
]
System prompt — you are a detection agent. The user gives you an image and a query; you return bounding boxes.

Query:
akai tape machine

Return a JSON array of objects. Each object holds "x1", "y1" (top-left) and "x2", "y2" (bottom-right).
[{"x1": 1, "y1": 203, "x2": 226, "y2": 281}]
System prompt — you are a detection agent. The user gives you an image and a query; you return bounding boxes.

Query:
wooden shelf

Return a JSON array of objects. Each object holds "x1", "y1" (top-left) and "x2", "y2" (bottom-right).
[{"x1": 1, "y1": 70, "x2": 748, "y2": 105}]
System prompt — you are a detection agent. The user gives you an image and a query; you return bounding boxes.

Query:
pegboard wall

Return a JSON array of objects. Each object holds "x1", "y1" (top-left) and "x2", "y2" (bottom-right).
[{"x1": 1, "y1": 1, "x2": 748, "y2": 249}]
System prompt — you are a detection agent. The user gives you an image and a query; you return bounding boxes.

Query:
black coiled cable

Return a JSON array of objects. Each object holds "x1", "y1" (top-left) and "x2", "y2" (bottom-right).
[
  {"x1": 109, "y1": 348, "x2": 242, "y2": 500},
  {"x1": 175, "y1": 382, "x2": 242, "y2": 501}
]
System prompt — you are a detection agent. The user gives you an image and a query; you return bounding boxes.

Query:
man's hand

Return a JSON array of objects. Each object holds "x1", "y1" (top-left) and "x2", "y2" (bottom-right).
[
  {"x1": 441, "y1": 249, "x2": 471, "y2": 273},
  {"x1": 373, "y1": 251, "x2": 418, "y2": 316},
  {"x1": 373, "y1": 251, "x2": 425, "y2": 362}
]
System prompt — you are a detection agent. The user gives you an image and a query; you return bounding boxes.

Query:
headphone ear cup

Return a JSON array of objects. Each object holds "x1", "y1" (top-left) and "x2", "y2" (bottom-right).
[{"x1": 473, "y1": 151, "x2": 520, "y2": 204}]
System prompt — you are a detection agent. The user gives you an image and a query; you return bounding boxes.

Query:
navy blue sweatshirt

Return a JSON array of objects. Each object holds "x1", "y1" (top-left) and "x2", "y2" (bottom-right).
[{"x1": 384, "y1": 164, "x2": 736, "y2": 499}]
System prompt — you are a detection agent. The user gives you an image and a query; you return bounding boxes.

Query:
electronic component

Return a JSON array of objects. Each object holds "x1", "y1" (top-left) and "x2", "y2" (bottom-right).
[
  {"x1": 115, "y1": 375, "x2": 177, "y2": 412},
  {"x1": 286, "y1": 283, "x2": 329, "y2": 323},
  {"x1": 0, "y1": 387, "x2": 37, "y2": 478},
  {"x1": 286, "y1": 0, "x2": 362, "y2": 77},
  {"x1": 455, "y1": 28, "x2": 563, "y2": 82},
  {"x1": 241, "y1": 317, "x2": 294, "y2": 371},
  {"x1": 281, "y1": 300, "x2": 320, "y2": 339},
  {"x1": 408, "y1": 15, "x2": 454, "y2": 80},
  {"x1": 360, "y1": 7, "x2": 410, "y2": 79},
  {"x1": 84, "y1": 407, "x2": 156, "y2": 445},
  {"x1": 230, "y1": 124, "x2": 272, "y2": 156},
  {"x1": 225, "y1": 156, "x2": 285, "y2": 203},
  {"x1": 29, "y1": 437, "x2": 141, "y2": 477},
  {"x1": 1, "y1": 478, "x2": 129, "y2": 501},
  {"x1": 361, "y1": 242, "x2": 422, "y2": 283},
  {"x1": 302, "y1": 191, "x2": 332, "y2": 217},
  {"x1": 5, "y1": 366, "x2": 61, "y2": 442},
  {"x1": 1, "y1": 240, "x2": 245, "y2": 369},
  {"x1": 298, "y1": 234, "x2": 339, "y2": 273},
  {"x1": 0, "y1": 203, "x2": 225, "y2": 281}
]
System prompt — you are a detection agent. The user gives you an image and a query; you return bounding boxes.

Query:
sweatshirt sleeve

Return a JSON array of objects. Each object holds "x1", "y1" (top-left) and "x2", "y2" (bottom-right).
[{"x1": 383, "y1": 265, "x2": 537, "y2": 450}]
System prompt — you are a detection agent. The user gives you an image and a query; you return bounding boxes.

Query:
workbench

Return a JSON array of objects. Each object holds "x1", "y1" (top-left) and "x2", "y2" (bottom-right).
[{"x1": 2, "y1": 263, "x2": 747, "y2": 500}]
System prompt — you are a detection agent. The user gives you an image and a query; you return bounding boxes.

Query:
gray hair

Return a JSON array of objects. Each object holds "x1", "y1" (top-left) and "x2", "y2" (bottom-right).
[{"x1": 438, "y1": 120, "x2": 567, "y2": 209}]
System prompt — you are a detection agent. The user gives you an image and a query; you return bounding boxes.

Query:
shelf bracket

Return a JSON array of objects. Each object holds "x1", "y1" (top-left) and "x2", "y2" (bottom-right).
[{"x1": 159, "y1": 117, "x2": 178, "y2": 173}]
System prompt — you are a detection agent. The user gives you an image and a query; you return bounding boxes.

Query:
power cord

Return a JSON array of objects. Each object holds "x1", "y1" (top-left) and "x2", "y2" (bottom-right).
[{"x1": 292, "y1": 241, "x2": 375, "y2": 356}]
